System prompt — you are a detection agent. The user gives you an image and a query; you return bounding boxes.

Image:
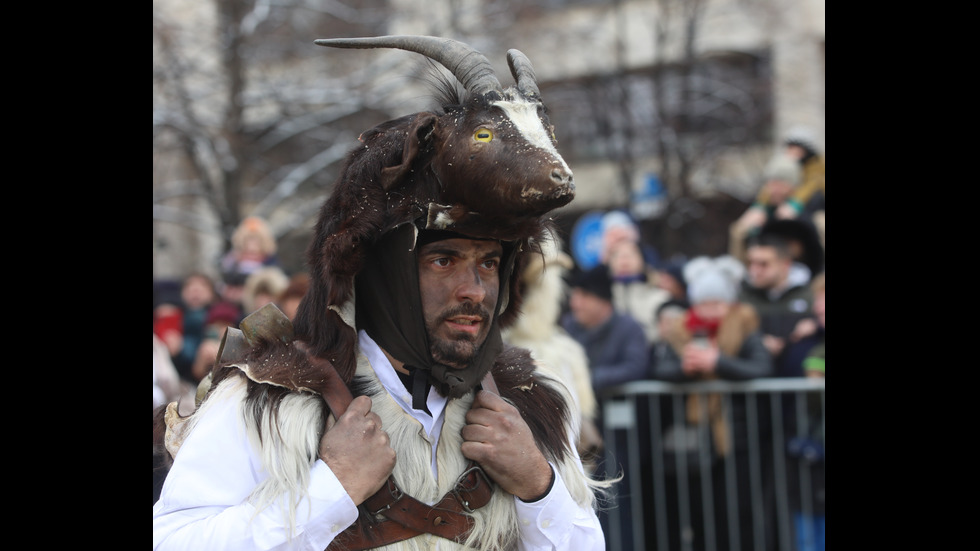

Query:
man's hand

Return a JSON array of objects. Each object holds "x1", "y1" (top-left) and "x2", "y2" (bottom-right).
[
  {"x1": 461, "y1": 390, "x2": 553, "y2": 501},
  {"x1": 318, "y1": 395, "x2": 395, "y2": 505}
]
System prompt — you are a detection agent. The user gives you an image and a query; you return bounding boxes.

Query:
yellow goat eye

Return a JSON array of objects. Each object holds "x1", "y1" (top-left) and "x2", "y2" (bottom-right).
[{"x1": 474, "y1": 128, "x2": 493, "y2": 142}]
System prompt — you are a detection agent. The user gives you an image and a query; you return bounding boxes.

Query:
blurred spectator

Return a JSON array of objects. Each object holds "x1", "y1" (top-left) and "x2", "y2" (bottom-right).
[
  {"x1": 801, "y1": 273, "x2": 825, "y2": 379},
  {"x1": 783, "y1": 125, "x2": 826, "y2": 249},
  {"x1": 276, "y1": 272, "x2": 310, "y2": 321},
  {"x1": 652, "y1": 255, "x2": 772, "y2": 384},
  {"x1": 731, "y1": 126, "x2": 826, "y2": 263},
  {"x1": 153, "y1": 333, "x2": 181, "y2": 412},
  {"x1": 738, "y1": 233, "x2": 814, "y2": 376},
  {"x1": 217, "y1": 272, "x2": 248, "y2": 313},
  {"x1": 561, "y1": 264, "x2": 649, "y2": 394},
  {"x1": 777, "y1": 271, "x2": 825, "y2": 551},
  {"x1": 606, "y1": 238, "x2": 671, "y2": 346},
  {"x1": 241, "y1": 266, "x2": 289, "y2": 315},
  {"x1": 650, "y1": 255, "x2": 773, "y2": 551},
  {"x1": 758, "y1": 126, "x2": 826, "y2": 222},
  {"x1": 758, "y1": 218, "x2": 825, "y2": 284},
  {"x1": 189, "y1": 300, "x2": 242, "y2": 384},
  {"x1": 152, "y1": 280, "x2": 184, "y2": 359},
  {"x1": 647, "y1": 298, "x2": 690, "y2": 377},
  {"x1": 562, "y1": 250, "x2": 648, "y2": 551},
  {"x1": 654, "y1": 257, "x2": 689, "y2": 304},
  {"x1": 598, "y1": 210, "x2": 641, "y2": 266},
  {"x1": 172, "y1": 272, "x2": 217, "y2": 381},
  {"x1": 729, "y1": 153, "x2": 803, "y2": 262},
  {"x1": 502, "y1": 233, "x2": 603, "y2": 470},
  {"x1": 219, "y1": 216, "x2": 280, "y2": 310}
]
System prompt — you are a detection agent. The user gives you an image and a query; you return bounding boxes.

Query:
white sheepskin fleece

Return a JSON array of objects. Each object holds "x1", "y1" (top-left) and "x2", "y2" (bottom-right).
[{"x1": 168, "y1": 348, "x2": 608, "y2": 549}]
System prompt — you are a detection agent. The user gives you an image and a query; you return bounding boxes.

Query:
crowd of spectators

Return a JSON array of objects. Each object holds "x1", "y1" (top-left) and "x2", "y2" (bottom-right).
[{"x1": 552, "y1": 126, "x2": 824, "y2": 551}]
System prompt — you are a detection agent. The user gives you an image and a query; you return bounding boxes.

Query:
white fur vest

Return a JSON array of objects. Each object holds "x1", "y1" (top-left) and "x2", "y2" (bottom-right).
[{"x1": 167, "y1": 344, "x2": 599, "y2": 550}]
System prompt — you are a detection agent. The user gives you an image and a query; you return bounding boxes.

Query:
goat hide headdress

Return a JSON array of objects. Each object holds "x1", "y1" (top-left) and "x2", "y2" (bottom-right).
[{"x1": 291, "y1": 35, "x2": 576, "y2": 395}]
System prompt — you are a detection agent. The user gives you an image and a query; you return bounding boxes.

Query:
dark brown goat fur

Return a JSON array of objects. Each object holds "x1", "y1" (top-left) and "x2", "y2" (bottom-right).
[{"x1": 293, "y1": 91, "x2": 563, "y2": 383}]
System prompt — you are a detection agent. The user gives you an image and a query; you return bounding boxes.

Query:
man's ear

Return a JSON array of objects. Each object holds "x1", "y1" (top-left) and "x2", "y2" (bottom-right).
[{"x1": 380, "y1": 113, "x2": 438, "y2": 190}]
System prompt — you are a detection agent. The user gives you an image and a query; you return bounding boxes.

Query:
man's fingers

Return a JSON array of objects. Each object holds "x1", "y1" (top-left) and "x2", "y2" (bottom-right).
[
  {"x1": 346, "y1": 395, "x2": 373, "y2": 416},
  {"x1": 460, "y1": 440, "x2": 493, "y2": 463},
  {"x1": 461, "y1": 423, "x2": 493, "y2": 443},
  {"x1": 472, "y1": 389, "x2": 509, "y2": 411}
]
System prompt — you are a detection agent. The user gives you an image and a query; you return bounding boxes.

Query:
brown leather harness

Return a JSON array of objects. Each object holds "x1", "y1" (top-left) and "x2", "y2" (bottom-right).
[{"x1": 320, "y1": 364, "x2": 498, "y2": 550}]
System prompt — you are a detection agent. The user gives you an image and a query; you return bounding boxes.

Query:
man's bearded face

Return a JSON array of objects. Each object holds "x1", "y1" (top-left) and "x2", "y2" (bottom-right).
[{"x1": 417, "y1": 237, "x2": 502, "y2": 370}]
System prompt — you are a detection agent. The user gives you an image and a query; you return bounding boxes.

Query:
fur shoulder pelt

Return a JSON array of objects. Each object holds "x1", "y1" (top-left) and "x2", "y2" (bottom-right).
[
  {"x1": 206, "y1": 334, "x2": 576, "y2": 466},
  {"x1": 209, "y1": 337, "x2": 340, "y2": 402}
]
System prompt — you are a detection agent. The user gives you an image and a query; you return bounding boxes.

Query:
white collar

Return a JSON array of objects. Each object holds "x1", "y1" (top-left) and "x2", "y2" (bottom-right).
[{"x1": 357, "y1": 330, "x2": 448, "y2": 440}]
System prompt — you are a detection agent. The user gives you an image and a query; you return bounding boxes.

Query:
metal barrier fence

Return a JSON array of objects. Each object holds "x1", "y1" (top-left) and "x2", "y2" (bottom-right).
[{"x1": 597, "y1": 378, "x2": 825, "y2": 551}]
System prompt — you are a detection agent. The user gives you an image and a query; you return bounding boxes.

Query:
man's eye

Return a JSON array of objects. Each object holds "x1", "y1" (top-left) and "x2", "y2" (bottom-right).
[
  {"x1": 433, "y1": 258, "x2": 451, "y2": 267},
  {"x1": 481, "y1": 260, "x2": 499, "y2": 270}
]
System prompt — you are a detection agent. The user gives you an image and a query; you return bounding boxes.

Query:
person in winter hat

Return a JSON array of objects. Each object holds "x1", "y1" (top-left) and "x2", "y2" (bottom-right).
[
  {"x1": 729, "y1": 153, "x2": 805, "y2": 261},
  {"x1": 773, "y1": 125, "x2": 825, "y2": 220},
  {"x1": 651, "y1": 255, "x2": 772, "y2": 449},
  {"x1": 561, "y1": 264, "x2": 650, "y2": 393},
  {"x1": 649, "y1": 255, "x2": 773, "y2": 551},
  {"x1": 782, "y1": 124, "x2": 826, "y2": 249}
]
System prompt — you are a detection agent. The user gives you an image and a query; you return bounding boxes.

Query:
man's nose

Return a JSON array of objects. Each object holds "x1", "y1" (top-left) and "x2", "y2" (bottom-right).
[{"x1": 454, "y1": 267, "x2": 487, "y2": 303}]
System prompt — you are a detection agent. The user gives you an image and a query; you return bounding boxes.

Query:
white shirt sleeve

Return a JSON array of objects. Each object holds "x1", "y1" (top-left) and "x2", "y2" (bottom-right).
[
  {"x1": 514, "y1": 464, "x2": 606, "y2": 551},
  {"x1": 152, "y1": 391, "x2": 359, "y2": 551}
]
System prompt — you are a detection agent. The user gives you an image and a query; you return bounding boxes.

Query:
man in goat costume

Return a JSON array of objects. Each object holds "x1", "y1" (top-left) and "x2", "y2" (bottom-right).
[{"x1": 153, "y1": 36, "x2": 610, "y2": 551}]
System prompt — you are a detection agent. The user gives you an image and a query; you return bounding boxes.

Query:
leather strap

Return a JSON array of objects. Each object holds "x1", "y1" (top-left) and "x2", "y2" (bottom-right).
[
  {"x1": 317, "y1": 356, "x2": 498, "y2": 550},
  {"x1": 342, "y1": 462, "x2": 493, "y2": 548}
]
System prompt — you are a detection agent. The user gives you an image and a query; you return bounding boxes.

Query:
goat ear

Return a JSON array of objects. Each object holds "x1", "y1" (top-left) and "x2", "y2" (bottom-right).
[{"x1": 380, "y1": 113, "x2": 438, "y2": 191}]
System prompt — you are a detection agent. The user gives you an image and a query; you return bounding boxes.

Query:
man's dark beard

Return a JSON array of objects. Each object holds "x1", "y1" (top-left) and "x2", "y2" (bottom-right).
[{"x1": 427, "y1": 303, "x2": 491, "y2": 369}]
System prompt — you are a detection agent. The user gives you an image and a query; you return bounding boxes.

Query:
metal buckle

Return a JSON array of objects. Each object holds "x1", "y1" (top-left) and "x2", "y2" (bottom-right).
[
  {"x1": 369, "y1": 479, "x2": 405, "y2": 516},
  {"x1": 451, "y1": 465, "x2": 490, "y2": 513}
]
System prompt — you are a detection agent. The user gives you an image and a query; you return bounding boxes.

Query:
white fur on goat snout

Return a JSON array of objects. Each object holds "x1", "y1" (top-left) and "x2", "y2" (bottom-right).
[{"x1": 494, "y1": 100, "x2": 573, "y2": 175}]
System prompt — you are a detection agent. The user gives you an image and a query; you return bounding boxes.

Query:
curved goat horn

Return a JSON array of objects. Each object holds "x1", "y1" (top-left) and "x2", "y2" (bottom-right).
[
  {"x1": 506, "y1": 49, "x2": 541, "y2": 99},
  {"x1": 315, "y1": 35, "x2": 504, "y2": 98}
]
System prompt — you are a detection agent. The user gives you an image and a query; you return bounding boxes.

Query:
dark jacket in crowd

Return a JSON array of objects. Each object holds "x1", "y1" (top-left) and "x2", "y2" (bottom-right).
[
  {"x1": 560, "y1": 311, "x2": 649, "y2": 394},
  {"x1": 738, "y1": 277, "x2": 812, "y2": 344}
]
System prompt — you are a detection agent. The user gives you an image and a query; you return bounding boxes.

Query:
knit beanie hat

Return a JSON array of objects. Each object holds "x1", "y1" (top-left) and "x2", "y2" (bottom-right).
[
  {"x1": 571, "y1": 265, "x2": 614, "y2": 302},
  {"x1": 206, "y1": 301, "x2": 242, "y2": 327},
  {"x1": 684, "y1": 255, "x2": 745, "y2": 305},
  {"x1": 764, "y1": 154, "x2": 802, "y2": 186},
  {"x1": 783, "y1": 125, "x2": 819, "y2": 155}
]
